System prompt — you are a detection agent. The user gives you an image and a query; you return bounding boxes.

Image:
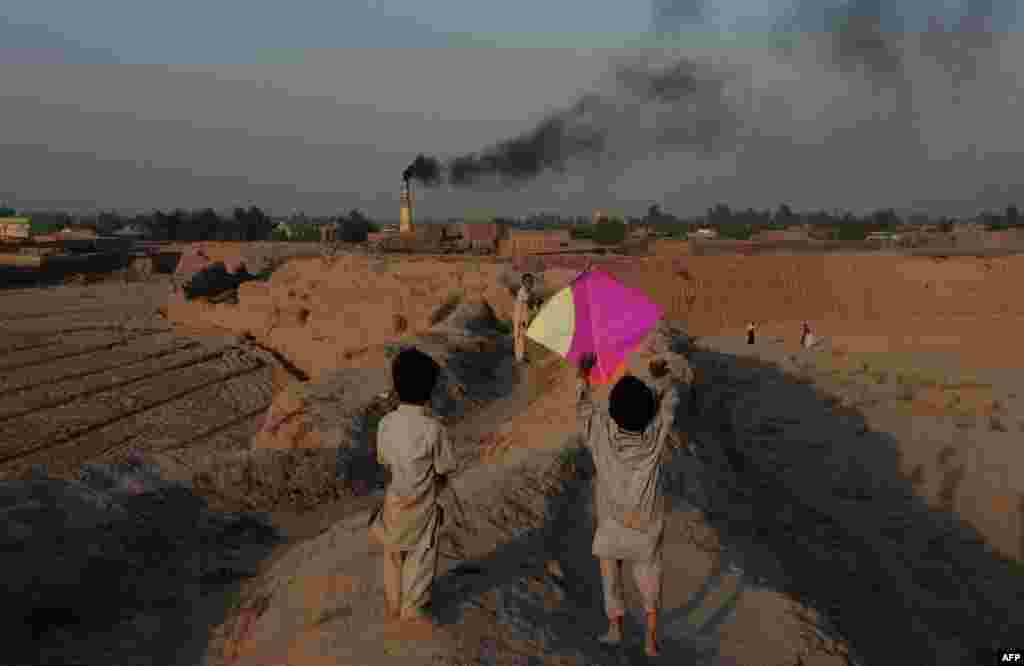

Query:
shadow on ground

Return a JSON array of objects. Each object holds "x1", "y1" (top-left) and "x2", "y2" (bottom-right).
[
  {"x1": 684, "y1": 347, "x2": 1023, "y2": 665},
  {"x1": 428, "y1": 341, "x2": 1023, "y2": 666},
  {"x1": 431, "y1": 461, "x2": 725, "y2": 666}
]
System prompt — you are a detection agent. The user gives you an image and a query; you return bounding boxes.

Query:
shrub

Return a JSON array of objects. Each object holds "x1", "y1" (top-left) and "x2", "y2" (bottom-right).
[
  {"x1": 429, "y1": 291, "x2": 463, "y2": 325},
  {"x1": 592, "y1": 218, "x2": 627, "y2": 245}
]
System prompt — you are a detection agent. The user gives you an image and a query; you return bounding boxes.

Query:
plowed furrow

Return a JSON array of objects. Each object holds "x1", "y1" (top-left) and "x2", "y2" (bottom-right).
[
  {"x1": 0, "y1": 334, "x2": 99, "y2": 357},
  {"x1": 0, "y1": 325, "x2": 168, "y2": 353},
  {"x1": 0, "y1": 333, "x2": 186, "y2": 393},
  {"x1": 1, "y1": 372, "x2": 273, "y2": 478},
  {"x1": 0, "y1": 340, "x2": 212, "y2": 420},
  {"x1": 0, "y1": 354, "x2": 264, "y2": 458},
  {"x1": 159, "y1": 405, "x2": 268, "y2": 455},
  {"x1": 0, "y1": 329, "x2": 137, "y2": 361},
  {"x1": 0, "y1": 330, "x2": 165, "y2": 373},
  {"x1": 0, "y1": 312, "x2": 160, "y2": 335},
  {"x1": 0, "y1": 333, "x2": 188, "y2": 389},
  {"x1": 0, "y1": 305, "x2": 129, "y2": 322}
]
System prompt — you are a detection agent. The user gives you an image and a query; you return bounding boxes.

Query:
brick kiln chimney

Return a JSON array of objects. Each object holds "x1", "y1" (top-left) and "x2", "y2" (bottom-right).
[{"x1": 400, "y1": 180, "x2": 414, "y2": 233}]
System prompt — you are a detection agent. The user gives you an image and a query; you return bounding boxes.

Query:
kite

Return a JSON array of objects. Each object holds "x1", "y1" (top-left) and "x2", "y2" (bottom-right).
[{"x1": 526, "y1": 269, "x2": 662, "y2": 384}]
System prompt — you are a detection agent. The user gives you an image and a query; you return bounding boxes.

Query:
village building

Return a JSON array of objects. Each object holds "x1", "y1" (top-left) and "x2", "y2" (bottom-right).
[
  {"x1": 0, "y1": 217, "x2": 32, "y2": 241},
  {"x1": 498, "y1": 229, "x2": 571, "y2": 256},
  {"x1": 459, "y1": 222, "x2": 508, "y2": 252},
  {"x1": 751, "y1": 229, "x2": 811, "y2": 243}
]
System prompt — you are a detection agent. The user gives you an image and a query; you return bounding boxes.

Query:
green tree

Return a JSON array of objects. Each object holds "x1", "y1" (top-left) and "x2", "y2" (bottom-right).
[
  {"x1": 717, "y1": 225, "x2": 753, "y2": 240},
  {"x1": 706, "y1": 203, "x2": 732, "y2": 226},
  {"x1": 0, "y1": 207, "x2": 16, "y2": 217},
  {"x1": 836, "y1": 223, "x2": 869, "y2": 241},
  {"x1": 233, "y1": 206, "x2": 273, "y2": 241},
  {"x1": 571, "y1": 225, "x2": 594, "y2": 240},
  {"x1": 1005, "y1": 205, "x2": 1019, "y2": 227},
  {"x1": 592, "y1": 217, "x2": 627, "y2": 245},
  {"x1": 771, "y1": 203, "x2": 795, "y2": 228},
  {"x1": 870, "y1": 208, "x2": 901, "y2": 229}
]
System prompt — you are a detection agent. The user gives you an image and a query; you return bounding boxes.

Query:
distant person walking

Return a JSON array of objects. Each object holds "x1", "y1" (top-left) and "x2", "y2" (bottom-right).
[
  {"x1": 369, "y1": 348, "x2": 458, "y2": 626},
  {"x1": 574, "y1": 352, "x2": 684, "y2": 658},
  {"x1": 800, "y1": 321, "x2": 815, "y2": 349},
  {"x1": 746, "y1": 322, "x2": 756, "y2": 345},
  {"x1": 514, "y1": 273, "x2": 539, "y2": 363}
]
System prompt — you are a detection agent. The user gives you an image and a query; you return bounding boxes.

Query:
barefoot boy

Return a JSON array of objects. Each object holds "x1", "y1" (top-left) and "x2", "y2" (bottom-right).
[
  {"x1": 513, "y1": 273, "x2": 539, "y2": 363},
  {"x1": 370, "y1": 348, "x2": 458, "y2": 625},
  {"x1": 575, "y1": 352, "x2": 683, "y2": 657}
]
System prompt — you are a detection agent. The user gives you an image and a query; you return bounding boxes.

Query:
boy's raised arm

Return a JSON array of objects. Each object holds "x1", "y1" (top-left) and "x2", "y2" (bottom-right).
[
  {"x1": 575, "y1": 353, "x2": 598, "y2": 445},
  {"x1": 376, "y1": 420, "x2": 388, "y2": 467}
]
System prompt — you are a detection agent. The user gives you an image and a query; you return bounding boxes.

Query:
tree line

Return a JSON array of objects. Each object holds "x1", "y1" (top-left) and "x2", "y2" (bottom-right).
[
  {"x1": 642, "y1": 203, "x2": 1021, "y2": 240},
  {"x1": 15, "y1": 207, "x2": 380, "y2": 242}
]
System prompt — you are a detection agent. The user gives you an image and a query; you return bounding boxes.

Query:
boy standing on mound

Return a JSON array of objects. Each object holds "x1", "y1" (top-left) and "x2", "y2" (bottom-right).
[
  {"x1": 370, "y1": 348, "x2": 458, "y2": 626},
  {"x1": 575, "y1": 352, "x2": 683, "y2": 657}
]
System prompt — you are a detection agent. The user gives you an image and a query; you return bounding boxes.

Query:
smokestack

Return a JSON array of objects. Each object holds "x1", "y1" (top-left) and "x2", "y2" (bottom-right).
[{"x1": 400, "y1": 179, "x2": 414, "y2": 233}]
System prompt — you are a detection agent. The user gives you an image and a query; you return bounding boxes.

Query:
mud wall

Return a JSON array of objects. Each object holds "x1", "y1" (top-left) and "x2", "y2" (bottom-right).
[{"x1": 166, "y1": 254, "x2": 519, "y2": 379}]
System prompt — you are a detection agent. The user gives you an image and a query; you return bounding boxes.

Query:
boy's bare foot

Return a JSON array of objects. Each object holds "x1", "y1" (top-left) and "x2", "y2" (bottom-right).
[
  {"x1": 400, "y1": 610, "x2": 434, "y2": 627},
  {"x1": 645, "y1": 610, "x2": 659, "y2": 656},
  {"x1": 597, "y1": 617, "x2": 623, "y2": 645}
]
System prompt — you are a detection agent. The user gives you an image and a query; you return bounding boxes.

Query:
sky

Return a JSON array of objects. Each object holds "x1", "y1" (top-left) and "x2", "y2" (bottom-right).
[{"x1": 1, "y1": 1, "x2": 1022, "y2": 219}]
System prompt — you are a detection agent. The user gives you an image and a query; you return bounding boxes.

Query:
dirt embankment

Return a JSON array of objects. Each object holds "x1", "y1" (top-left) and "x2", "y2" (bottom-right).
[
  {"x1": 165, "y1": 254, "x2": 535, "y2": 379},
  {"x1": 606, "y1": 254, "x2": 1024, "y2": 366},
  {"x1": 170, "y1": 249, "x2": 1024, "y2": 373}
]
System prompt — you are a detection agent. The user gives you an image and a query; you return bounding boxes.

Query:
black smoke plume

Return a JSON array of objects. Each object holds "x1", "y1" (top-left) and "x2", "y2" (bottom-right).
[
  {"x1": 407, "y1": 0, "x2": 1016, "y2": 195},
  {"x1": 430, "y1": 57, "x2": 733, "y2": 187},
  {"x1": 447, "y1": 110, "x2": 607, "y2": 187},
  {"x1": 402, "y1": 154, "x2": 442, "y2": 186}
]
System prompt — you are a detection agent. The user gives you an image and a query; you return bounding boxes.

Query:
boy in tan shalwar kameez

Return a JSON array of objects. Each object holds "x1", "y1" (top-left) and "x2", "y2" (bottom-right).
[
  {"x1": 574, "y1": 352, "x2": 683, "y2": 657},
  {"x1": 370, "y1": 348, "x2": 458, "y2": 626},
  {"x1": 513, "y1": 273, "x2": 538, "y2": 363}
]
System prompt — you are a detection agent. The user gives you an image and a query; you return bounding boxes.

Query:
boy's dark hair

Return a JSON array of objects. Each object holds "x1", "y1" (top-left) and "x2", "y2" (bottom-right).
[
  {"x1": 392, "y1": 348, "x2": 441, "y2": 405},
  {"x1": 521, "y1": 273, "x2": 535, "y2": 283},
  {"x1": 609, "y1": 375, "x2": 657, "y2": 433}
]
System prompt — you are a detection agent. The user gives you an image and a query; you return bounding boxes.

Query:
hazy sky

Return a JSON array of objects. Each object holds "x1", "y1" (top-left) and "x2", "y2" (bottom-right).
[{"x1": 1, "y1": 1, "x2": 1022, "y2": 219}]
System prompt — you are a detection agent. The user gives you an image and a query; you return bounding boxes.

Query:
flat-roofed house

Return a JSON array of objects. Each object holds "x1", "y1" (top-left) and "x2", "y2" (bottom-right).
[{"x1": 0, "y1": 217, "x2": 31, "y2": 241}]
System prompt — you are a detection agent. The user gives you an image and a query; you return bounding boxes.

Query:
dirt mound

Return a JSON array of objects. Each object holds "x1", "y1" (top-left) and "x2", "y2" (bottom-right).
[
  {"x1": 190, "y1": 333, "x2": 516, "y2": 513},
  {"x1": 207, "y1": 419, "x2": 847, "y2": 666},
  {"x1": 165, "y1": 254, "x2": 526, "y2": 379},
  {"x1": 430, "y1": 298, "x2": 499, "y2": 336},
  {"x1": 4, "y1": 461, "x2": 279, "y2": 666},
  {"x1": 190, "y1": 368, "x2": 394, "y2": 512}
]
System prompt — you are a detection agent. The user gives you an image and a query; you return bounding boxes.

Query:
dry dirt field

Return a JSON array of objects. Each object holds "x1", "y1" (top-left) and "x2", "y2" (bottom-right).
[
  {"x1": 5, "y1": 246, "x2": 1023, "y2": 666},
  {"x1": 0, "y1": 278, "x2": 275, "y2": 483}
]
